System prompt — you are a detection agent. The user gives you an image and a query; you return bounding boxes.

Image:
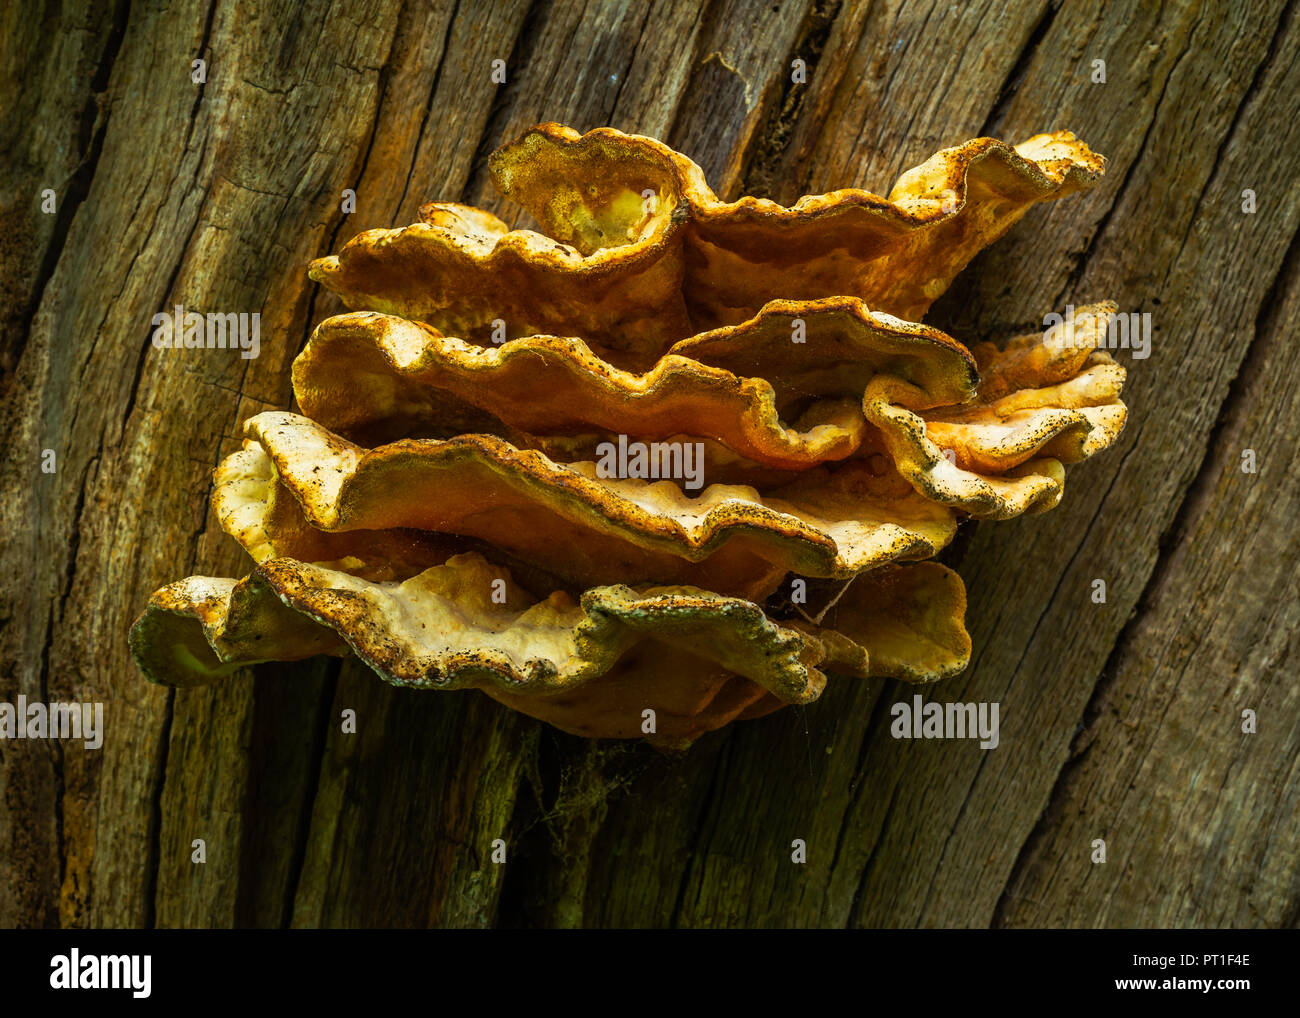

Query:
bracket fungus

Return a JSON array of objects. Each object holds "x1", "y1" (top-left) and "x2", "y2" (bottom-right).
[
  {"x1": 132, "y1": 122, "x2": 1125, "y2": 747},
  {"x1": 309, "y1": 124, "x2": 1105, "y2": 370},
  {"x1": 132, "y1": 553, "x2": 968, "y2": 747}
]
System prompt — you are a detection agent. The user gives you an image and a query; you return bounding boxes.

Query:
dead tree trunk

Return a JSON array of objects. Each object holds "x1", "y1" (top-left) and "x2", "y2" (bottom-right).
[{"x1": 2, "y1": 0, "x2": 1297, "y2": 928}]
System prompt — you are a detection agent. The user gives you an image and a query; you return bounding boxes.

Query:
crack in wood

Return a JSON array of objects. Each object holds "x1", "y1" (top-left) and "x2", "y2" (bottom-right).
[
  {"x1": 143, "y1": 687, "x2": 175, "y2": 929},
  {"x1": 1051, "y1": 3, "x2": 1208, "y2": 312},
  {"x1": 976, "y1": 0, "x2": 1059, "y2": 139},
  {"x1": 294, "y1": 2, "x2": 413, "y2": 363},
  {"x1": 458, "y1": 0, "x2": 549, "y2": 209},
  {"x1": 668, "y1": 736, "x2": 731, "y2": 927},
  {"x1": 1163, "y1": 0, "x2": 1297, "y2": 284},
  {"x1": 848, "y1": 778, "x2": 899, "y2": 927},
  {"x1": 4, "y1": 0, "x2": 129, "y2": 389},
  {"x1": 181, "y1": 0, "x2": 219, "y2": 154},
  {"x1": 394, "y1": 0, "x2": 462, "y2": 219},
  {"x1": 276, "y1": 659, "x2": 340, "y2": 927},
  {"x1": 737, "y1": 0, "x2": 843, "y2": 200}
]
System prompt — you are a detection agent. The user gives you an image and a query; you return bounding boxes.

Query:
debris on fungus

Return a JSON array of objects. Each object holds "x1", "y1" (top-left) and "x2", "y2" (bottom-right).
[{"x1": 131, "y1": 122, "x2": 1123, "y2": 746}]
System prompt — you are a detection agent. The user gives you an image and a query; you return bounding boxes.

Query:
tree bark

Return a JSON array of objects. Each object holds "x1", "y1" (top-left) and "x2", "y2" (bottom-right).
[{"x1": 2, "y1": 0, "x2": 1297, "y2": 929}]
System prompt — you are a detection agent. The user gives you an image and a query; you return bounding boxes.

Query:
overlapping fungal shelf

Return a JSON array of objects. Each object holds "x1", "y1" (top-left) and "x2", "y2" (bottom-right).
[{"x1": 131, "y1": 123, "x2": 1123, "y2": 748}]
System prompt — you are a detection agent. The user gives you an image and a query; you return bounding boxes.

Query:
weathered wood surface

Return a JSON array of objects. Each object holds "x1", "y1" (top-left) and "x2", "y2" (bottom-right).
[{"x1": 2, "y1": 0, "x2": 1297, "y2": 928}]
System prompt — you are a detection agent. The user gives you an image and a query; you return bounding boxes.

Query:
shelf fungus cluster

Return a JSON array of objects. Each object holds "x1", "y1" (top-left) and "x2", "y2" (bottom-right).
[{"x1": 130, "y1": 123, "x2": 1125, "y2": 748}]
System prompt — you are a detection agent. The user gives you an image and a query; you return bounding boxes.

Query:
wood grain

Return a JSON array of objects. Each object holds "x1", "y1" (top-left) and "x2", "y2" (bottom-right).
[{"x1": 1, "y1": 0, "x2": 1295, "y2": 928}]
